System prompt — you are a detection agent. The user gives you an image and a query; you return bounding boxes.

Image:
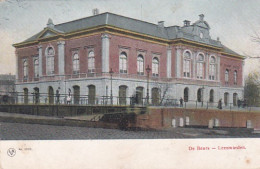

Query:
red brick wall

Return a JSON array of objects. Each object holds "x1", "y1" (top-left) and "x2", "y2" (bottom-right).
[
  {"x1": 41, "y1": 42, "x2": 59, "y2": 76},
  {"x1": 64, "y1": 34, "x2": 102, "y2": 74},
  {"x1": 16, "y1": 46, "x2": 38, "y2": 80},
  {"x1": 109, "y1": 35, "x2": 168, "y2": 77},
  {"x1": 132, "y1": 108, "x2": 260, "y2": 130},
  {"x1": 220, "y1": 55, "x2": 243, "y2": 87}
]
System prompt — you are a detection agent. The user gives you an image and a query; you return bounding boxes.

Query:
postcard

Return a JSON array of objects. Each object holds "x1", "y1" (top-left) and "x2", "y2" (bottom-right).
[{"x1": 0, "y1": 0, "x2": 260, "y2": 168}]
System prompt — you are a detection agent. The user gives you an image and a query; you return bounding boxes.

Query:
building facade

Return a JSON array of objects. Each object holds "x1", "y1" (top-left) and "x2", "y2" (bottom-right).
[{"x1": 13, "y1": 12, "x2": 245, "y2": 107}]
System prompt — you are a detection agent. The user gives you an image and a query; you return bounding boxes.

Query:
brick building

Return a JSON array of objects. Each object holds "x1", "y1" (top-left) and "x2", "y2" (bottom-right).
[{"x1": 13, "y1": 12, "x2": 245, "y2": 107}]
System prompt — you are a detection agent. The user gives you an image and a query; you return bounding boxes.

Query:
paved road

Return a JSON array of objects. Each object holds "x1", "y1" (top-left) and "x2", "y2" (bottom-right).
[{"x1": 0, "y1": 122, "x2": 259, "y2": 140}]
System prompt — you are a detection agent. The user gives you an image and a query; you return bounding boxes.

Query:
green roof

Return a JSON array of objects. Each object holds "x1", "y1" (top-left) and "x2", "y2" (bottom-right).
[{"x1": 21, "y1": 12, "x2": 241, "y2": 57}]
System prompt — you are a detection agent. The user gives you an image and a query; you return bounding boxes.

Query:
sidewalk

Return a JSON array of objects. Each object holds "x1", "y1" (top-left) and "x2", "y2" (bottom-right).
[{"x1": 0, "y1": 112, "x2": 118, "y2": 129}]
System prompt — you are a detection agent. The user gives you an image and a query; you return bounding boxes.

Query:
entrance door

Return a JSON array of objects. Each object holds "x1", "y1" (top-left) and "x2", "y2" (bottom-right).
[
  {"x1": 23, "y1": 88, "x2": 28, "y2": 104},
  {"x1": 184, "y1": 87, "x2": 189, "y2": 102},
  {"x1": 224, "y1": 92, "x2": 229, "y2": 106},
  {"x1": 73, "y1": 86, "x2": 80, "y2": 104},
  {"x1": 34, "y1": 87, "x2": 40, "y2": 104},
  {"x1": 119, "y1": 85, "x2": 127, "y2": 105},
  {"x1": 136, "y1": 87, "x2": 143, "y2": 105},
  {"x1": 152, "y1": 88, "x2": 159, "y2": 106},
  {"x1": 88, "y1": 85, "x2": 96, "y2": 105},
  {"x1": 48, "y1": 86, "x2": 54, "y2": 104},
  {"x1": 197, "y1": 88, "x2": 202, "y2": 102},
  {"x1": 233, "y1": 93, "x2": 237, "y2": 106}
]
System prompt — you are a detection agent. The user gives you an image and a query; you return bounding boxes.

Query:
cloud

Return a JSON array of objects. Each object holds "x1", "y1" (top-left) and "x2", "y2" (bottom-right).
[{"x1": 0, "y1": 30, "x2": 16, "y2": 74}]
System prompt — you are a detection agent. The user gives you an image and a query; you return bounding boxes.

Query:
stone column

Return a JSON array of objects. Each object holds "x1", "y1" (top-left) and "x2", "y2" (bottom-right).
[
  {"x1": 38, "y1": 45, "x2": 43, "y2": 77},
  {"x1": 57, "y1": 41, "x2": 65, "y2": 75},
  {"x1": 175, "y1": 46, "x2": 182, "y2": 78},
  {"x1": 101, "y1": 34, "x2": 110, "y2": 73},
  {"x1": 205, "y1": 53, "x2": 209, "y2": 80},
  {"x1": 193, "y1": 51, "x2": 197, "y2": 79},
  {"x1": 15, "y1": 49, "x2": 19, "y2": 81},
  {"x1": 167, "y1": 47, "x2": 172, "y2": 78},
  {"x1": 242, "y1": 60, "x2": 245, "y2": 87},
  {"x1": 217, "y1": 55, "x2": 221, "y2": 81}
]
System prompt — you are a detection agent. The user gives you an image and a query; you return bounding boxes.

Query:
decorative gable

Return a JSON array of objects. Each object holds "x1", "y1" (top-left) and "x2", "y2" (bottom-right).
[{"x1": 38, "y1": 30, "x2": 58, "y2": 39}]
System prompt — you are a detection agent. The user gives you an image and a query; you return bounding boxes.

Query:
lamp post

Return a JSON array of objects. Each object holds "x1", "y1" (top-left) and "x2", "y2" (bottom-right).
[
  {"x1": 109, "y1": 68, "x2": 114, "y2": 105},
  {"x1": 146, "y1": 65, "x2": 151, "y2": 105}
]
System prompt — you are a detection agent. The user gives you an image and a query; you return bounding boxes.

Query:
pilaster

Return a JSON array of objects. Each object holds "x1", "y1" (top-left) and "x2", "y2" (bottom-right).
[
  {"x1": 167, "y1": 47, "x2": 172, "y2": 78},
  {"x1": 57, "y1": 41, "x2": 65, "y2": 75},
  {"x1": 175, "y1": 46, "x2": 182, "y2": 78},
  {"x1": 38, "y1": 45, "x2": 43, "y2": 77},
  {"x1": 101, "y1": 34, "x2": 110, "y2": 73}
]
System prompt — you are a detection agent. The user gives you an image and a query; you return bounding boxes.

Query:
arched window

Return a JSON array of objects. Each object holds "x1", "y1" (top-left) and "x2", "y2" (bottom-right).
[
  {"x1": 209, "y1": 56, "x2": 216, "y2": 80},
  {"x1": 88, "y1": 51, "x2": 95, "y2": 73},
  {"x1": 23, "y1": 60, "x2": 28, "y2": 78},
  {"x1": 73, "y1": 53, "x2": 79, "y2": 74},
  {"x1": 34, "y1": 59, "x2": 39, "y2": 78},
  {"x1": 183, "y1": 51, "x2": 191, "y2": 77},
  {"x1": 209, "y1": 89, "x2": 214, "y2": 102},
  {"x1": 46, "y1": 47, "x2": 54, "y2": 75},
  {"x1": 152, "y1": 57, "x2": 159, "y2": 77},
  {"x1": 196, "y1": 54, "x2": 204, "y2": 79},
  {"x1": 225, "y1": 69, "x2": 229, "y2": 84},
  {"x1": 119, "y1": 52, "x2": 127, "y2": 73},
  {"x1": 234, "y1": 70, "x2": 237, "y2": 85},
  {"x1": 184, "y1": 87, "x2": 189, "y2": 102},
  {"x1": 137, "y1": 55, "x2": 144, "y2": 75}
]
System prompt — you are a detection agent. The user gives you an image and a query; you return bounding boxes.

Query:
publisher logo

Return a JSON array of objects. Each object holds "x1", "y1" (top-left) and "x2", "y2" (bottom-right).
[{"x1": 7, "y1": 148, "x2": 16, "y2": 157}]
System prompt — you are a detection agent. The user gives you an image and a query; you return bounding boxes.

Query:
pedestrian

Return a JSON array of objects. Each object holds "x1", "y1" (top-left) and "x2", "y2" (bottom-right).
[
  {"x1": 67, "y1": 93, "x2": 71, "y2": 104},
  {"x1": 217, "y1": 99, "x2": 222, "y2": 109},
  {"x1": 180, "y1": 97, "x2": 183, "y2": 107}
]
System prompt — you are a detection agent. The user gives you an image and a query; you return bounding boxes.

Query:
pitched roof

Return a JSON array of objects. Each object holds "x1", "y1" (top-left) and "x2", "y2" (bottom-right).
[{"x1": 21, "y1": 12, "x2": 241, "y2": 57}]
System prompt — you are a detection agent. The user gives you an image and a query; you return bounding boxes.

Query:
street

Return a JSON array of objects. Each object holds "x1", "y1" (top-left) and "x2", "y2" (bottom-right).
[{"x1": 0, "y1": 122, "x2": 259, "y2": 140}]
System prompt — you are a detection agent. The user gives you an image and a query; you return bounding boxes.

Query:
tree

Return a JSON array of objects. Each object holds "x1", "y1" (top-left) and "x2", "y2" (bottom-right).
[{"x1": 244, "y1": 71, "x2": 260, "y2": 106}]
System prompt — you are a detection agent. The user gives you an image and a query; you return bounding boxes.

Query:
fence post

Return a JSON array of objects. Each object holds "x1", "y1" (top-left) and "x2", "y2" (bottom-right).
[
  {"x1": 196, "y1": 101, "x2": 197, "y2": 109},
  {"x1": 207, "y1": 101, "x2": 208, "y2": 110}
]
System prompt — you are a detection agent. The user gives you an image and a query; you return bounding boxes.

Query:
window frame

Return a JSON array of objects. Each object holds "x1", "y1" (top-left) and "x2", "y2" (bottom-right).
[
  {"x1": 46, "y1": 46, "x2": 55, "y2": 75},
  {"x1": 152, "y1": 57, "x2": 159, "y2": 77},
  {"x1": 137, "y1": 54, "x2": 144, "y2": 75},
  {"x1": 72, "y1": 53, "x2": 80, "y2": 74},
  {"x1": 88, "y1": 50, "x2": 95, "y2": 73},
  {"x1": 23, "y1": 59, "x2": 28, "y2": 79},
  {"x1": 209, "y1": 56, "x2": 216, "y2": 80},
  {"x1": 119, "y1": 52, "x2": 127, "y2": 74},
  {"x1": 196, "y1": 53, "x2": 205, "y2": 79},
  {"x1": 34, "y1": 58, "x2": 39, "y2": 78},
  {"x1": 183, "y1": 51, "x2": 192, "y2": 78}
]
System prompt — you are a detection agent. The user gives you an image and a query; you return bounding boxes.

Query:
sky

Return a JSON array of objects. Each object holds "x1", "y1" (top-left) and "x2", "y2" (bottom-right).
[{"x1": 0, "y1": 0, "x2": 259, "y2": 76}]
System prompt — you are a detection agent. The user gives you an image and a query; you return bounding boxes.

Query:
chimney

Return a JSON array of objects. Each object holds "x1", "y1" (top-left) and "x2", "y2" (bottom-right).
[
  {"x1": 199, "y1": 14, "x2": 204, "y2": 21},
  {"x1": 47, "y1": 18, "x2": 54, "y2": 28},
  {"x1": 183, "y1": 20, "x2": 190, "y2": 26},
  {"x1": 158, "y1": 21, "x2": 164, "y2": 28},
  {"x1": 92, "y1": 8, "x2": 99, "y2": 15}
]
